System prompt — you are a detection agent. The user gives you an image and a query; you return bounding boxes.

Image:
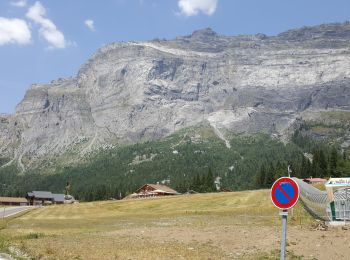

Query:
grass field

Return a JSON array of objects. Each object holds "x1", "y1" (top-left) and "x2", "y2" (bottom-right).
[{"x1": 0, "y1": 190, "x2": 349, "y2": 259}]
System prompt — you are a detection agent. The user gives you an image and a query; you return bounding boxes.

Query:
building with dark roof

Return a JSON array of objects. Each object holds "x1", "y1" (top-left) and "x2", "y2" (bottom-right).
[
  {"x1": 26, "y1": 191, "x2": 66, "y2": 205},
  {"x1": 52, "y1": 193, "x2": 65, "y2": 204}
]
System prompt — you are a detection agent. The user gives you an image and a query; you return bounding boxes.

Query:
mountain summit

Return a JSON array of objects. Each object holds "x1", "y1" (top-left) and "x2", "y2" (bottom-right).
[{"x1": 190, "y1": 28, "x2": 218, "y2": 38}]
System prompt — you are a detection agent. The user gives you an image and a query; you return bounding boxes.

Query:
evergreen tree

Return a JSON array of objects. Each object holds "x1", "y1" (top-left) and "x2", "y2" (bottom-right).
[
  {"x1": 329, "y1": 147, "x2": 338, "y2": 177},
  {"x1": 305, "y1": 159, "x2": 312, "y2": 178},
  {"x1": 255, "y1": 165, "x2": 266, "y2": 188},
  {"x1": 264, "y1": 163, "x2": 275, "y2": 187},
  {"x1": 300, "y1": 157, "x2": 308, "y2": 178},
  {"x1": 274, "y1": 161, "x2": 285, "y2": 179},
  {"x1": 312, "y1": 149, "x2": 328, "y2": 177},
  {"x1": 206, "y1": 168, "x2": 216, "y2": 192},
  {"x1": 190, "y1": 174, "x2": 200, "y2": 191},
  {"x1": 310, "y1": 157, "x2": 317, "y2": 178},
  {"x1": 319, "y1": 150, "x2": 328, "y2": 177}
]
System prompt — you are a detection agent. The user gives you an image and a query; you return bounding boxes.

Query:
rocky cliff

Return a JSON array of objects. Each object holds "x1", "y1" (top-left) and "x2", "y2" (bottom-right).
[{"x1": 1, "y1": 22, "x2": 350, "y2": 171}]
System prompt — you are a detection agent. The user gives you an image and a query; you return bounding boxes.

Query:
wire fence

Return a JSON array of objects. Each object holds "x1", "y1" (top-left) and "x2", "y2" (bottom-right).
[
  {"x1": 293, "y1": 178, "x2": 350, "y2": 222},
  {"x1": 293, "y1": 178, "x2": 330, "y2": 221}
]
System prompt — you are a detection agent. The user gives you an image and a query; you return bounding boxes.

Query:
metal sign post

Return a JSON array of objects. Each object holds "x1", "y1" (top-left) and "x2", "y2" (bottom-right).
[
  {"x1": 271, "y1": 177, "x2": 299, "y2": 260},
  {"x1": 279, "y1": 209, "x2": 288, "y2": 260}
]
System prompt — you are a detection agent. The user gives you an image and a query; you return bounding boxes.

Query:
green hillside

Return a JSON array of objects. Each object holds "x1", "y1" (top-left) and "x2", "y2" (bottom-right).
[{"x1": 0, "y1": 122, "x2": 349, "y2": 201}]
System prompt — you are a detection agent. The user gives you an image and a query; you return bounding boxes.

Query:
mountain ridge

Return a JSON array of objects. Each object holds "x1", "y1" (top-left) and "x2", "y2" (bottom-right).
[{"x1": 1, "y1": 22, "x2": 350, "y2": 171}]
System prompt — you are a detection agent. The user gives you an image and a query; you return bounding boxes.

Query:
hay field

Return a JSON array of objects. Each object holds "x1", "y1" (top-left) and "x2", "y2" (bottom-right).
[{"x1": 0, "y1": 190, "x2": 349, "y2": 259}]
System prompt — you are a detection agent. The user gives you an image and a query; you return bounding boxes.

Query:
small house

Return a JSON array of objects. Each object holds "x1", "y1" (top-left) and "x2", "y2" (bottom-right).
[{"x1": 0, "y1": 197, "x2": 28, "y2": 206}]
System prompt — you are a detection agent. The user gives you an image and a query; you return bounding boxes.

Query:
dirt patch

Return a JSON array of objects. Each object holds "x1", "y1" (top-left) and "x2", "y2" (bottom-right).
[{"x1": 104, "y1": 224, "x2": 350, "y2": 259}]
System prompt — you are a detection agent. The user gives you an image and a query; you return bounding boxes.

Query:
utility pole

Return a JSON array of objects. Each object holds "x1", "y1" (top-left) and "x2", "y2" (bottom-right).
[{"x1": 288, "y1": 165, "x2": 292, "y2": 178}]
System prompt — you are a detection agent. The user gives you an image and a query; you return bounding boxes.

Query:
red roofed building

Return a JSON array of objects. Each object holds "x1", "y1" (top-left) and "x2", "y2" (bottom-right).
[{"x1": 303, "y1": 178, "x2": 327, "y2": 184}]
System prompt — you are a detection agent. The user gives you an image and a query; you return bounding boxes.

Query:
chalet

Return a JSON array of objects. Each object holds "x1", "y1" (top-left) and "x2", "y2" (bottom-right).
[
  {"x1": 303, "y1": 178, "x2": 327, "y2": 184},
  {"x1": 0, "y1": 197, "x2": 28, "y2": 206},
  {"x1": 127, "y1": 184, "x2": 180, "y2": 199},
  {"x1": 26, "y1": 191, "x2": 66, "y2": 205}
]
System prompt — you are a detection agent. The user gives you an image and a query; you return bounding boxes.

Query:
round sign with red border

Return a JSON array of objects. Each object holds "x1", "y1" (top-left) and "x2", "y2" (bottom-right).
[{"x1": 271, "y1": 177, "x2": 299, "y2": 210}]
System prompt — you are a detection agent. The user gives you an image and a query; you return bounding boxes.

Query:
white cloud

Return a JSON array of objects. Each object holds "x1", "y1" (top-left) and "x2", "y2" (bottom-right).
[
  {"x1": 178, "y1": 0, "x2": 218, "y2": 16},
  {"x1": 84, "y1": 19, "x2": 95, "y2": 31},
  {"x1": 26, "y1": 1, "x2": 66, "y2": 49},
  {"x1": 11, "y1": 0, "x2": 27, "y2": 8},
  {"x1": 0, "y1": 17, "x2": 31, "y2": 45}
]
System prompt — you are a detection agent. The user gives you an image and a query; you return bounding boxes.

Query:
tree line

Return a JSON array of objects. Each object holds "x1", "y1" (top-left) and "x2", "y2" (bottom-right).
[{"x1": 0, "y1": 128, "x2": 349, "y2": 201}]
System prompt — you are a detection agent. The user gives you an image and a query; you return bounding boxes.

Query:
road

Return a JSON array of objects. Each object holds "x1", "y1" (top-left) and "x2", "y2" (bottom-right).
[
  {"x1": 0, "y1": 253, "x2": 13, "y2": 260},
  {"x1": 0, "y1": 206, "x2": 35, "y2": 259},
  {"x1": 0, "y1": 206, "x2": 34, "y2": 218}
]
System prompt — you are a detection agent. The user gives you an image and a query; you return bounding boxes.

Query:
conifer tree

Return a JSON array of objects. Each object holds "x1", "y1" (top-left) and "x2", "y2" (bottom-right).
[
  {"x1": 206, "y1": 168, "x2": 216, "y2": 192},
  {"x1": 319, "y1": 150, "x2": 328, "y2": 177},
  {"x1": 255, "y1": 165, "x2": 266, "y2": 188},
  {"x1": 329, "y1": 147, "x2": 338, "y2": 176},
  {"x1": 300, "y1": 156, "x2": 308, "y2": 178},
  {"x1": 264, "y1": 163, "x2": 275, "y2": 187}
]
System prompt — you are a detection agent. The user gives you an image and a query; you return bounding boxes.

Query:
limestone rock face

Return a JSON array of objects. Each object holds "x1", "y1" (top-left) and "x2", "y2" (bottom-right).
[{"x1": 2, "y1": 23, "x2": 350, "y2": 170}]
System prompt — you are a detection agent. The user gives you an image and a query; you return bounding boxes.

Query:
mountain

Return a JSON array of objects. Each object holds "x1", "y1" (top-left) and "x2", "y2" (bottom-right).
[{"x1": 1, "y1": 22, "x2": 350, "y2": 172}]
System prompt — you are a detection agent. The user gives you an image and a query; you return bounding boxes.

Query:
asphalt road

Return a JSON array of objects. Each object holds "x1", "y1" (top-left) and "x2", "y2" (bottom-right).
[
  {"x1": 0, "y1": 206, "x2": 34, "y2": 218},
  {"x1": 0, "y1": 253, "x2": 14, "y2": 260}
]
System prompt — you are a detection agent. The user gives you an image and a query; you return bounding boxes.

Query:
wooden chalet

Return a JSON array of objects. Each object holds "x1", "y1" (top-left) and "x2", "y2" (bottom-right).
[
  {"x1": 127, "y1": 184, "x2": 180, "y2": 199},
  {"x1": 0, "y1": 197, "x2": 28, "y2": 206}
]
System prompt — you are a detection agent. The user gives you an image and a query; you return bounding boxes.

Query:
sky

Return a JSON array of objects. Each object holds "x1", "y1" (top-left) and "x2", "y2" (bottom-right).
[{"x1": 1, "y1": 0, "x2": 350, "y2": 113}]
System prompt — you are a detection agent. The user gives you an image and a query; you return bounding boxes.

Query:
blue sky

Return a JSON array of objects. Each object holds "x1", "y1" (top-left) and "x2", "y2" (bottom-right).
[{"x1": 1, "y1": 0, "x2": 350, "y2": 113}]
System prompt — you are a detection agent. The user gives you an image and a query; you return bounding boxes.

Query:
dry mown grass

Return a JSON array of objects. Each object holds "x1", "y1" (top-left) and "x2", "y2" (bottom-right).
[{"x1": 0, "y1": 190, "x2": 316, "y2": 259}]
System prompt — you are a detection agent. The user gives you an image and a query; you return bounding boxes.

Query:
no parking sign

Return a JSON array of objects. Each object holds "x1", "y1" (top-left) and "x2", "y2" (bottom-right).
[{"x1": 271, "y1": 177, "x2": 299, "y2": 210}]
